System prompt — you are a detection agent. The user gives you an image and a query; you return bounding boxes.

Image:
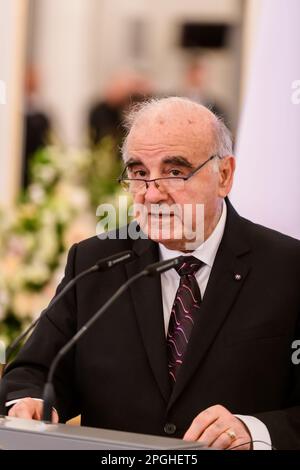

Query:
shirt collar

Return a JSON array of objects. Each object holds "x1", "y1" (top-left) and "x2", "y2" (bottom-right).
[{"x1": 159, "y1": 199, "x2": 227, "y2": 268}]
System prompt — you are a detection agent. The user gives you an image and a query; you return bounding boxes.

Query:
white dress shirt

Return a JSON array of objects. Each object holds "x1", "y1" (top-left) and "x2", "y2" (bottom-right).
[{"x1": 159, "y1": 200, "x2": 272, "y2": 450}]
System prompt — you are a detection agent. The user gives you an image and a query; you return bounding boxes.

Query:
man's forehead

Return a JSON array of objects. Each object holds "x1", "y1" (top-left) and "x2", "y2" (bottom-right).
[
  {"x1": 133, "y1": 105, "x2": 213, "y2": 129},
  {"x1": 126, "y1": 120, "x2": 214, "y2": 159},
  {"x1": 128, "y1": 105, "x2": 215, "y2": 145}
]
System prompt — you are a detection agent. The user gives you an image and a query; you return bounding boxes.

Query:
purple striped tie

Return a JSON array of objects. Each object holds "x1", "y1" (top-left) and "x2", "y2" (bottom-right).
[{"x1": 167, "y1": 256, "x2": 204, "y2": 384}]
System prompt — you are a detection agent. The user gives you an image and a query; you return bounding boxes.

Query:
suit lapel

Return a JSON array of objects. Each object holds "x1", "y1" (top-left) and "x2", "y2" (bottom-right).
[
  {"x1": 167, "y1": 200, "x2": 251, "y2": 410},
  {"x1": 125, "y1": 235, "x2": 171, "y2": 402}
]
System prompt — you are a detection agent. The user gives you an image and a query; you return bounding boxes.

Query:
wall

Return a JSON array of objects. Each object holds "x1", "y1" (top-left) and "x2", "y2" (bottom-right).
[{"x1": 0, "y1": 0, "x2": 28, "y2": 206}]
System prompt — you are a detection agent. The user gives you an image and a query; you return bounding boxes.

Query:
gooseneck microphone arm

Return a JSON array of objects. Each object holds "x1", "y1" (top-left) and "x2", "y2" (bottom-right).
[
  {"x1": 5, "y1": 250, "x2": 134, "y2": 364},
  {"x1": 0, "y1": 250, "x2": 134, "y2": 417},
  {"x1": 42, "y1": 256, "x2": 182, "y2": 422},
  {"x1": 5, "y1": 267, "x2": 96, "y2": 363}
]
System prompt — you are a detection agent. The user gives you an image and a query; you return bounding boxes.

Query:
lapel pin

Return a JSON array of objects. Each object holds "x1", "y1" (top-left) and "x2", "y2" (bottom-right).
[{"x1": 234, "y1": 273, "x2": 242, "y2": 281}]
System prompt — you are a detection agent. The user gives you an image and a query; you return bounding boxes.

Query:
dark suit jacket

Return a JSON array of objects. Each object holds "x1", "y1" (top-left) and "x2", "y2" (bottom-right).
[{"x1": 3, "y1": 200, "x2": 300, "y2": 449}]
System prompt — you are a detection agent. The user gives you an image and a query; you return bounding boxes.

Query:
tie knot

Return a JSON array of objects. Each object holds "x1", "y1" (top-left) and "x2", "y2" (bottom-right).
[{"x1": 175, "y1": 256, "x2": 204, "y2": 276}]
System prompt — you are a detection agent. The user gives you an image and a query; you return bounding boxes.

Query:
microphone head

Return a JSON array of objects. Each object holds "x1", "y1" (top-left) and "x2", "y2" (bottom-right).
[
  {"x1": 145, "y1": 256, "x2": 183, "y2": 277},
  {"x1": 96, "y1": 250, "x2": 135, "y2": 271}
]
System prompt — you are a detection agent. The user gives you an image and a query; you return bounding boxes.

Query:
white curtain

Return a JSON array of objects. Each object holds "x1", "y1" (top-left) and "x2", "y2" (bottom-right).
[{"x1": 231, "y1": 0, "x2": 300, "y2": 240}]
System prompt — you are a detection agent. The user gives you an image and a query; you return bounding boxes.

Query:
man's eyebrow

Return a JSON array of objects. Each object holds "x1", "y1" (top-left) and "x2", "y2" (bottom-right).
[
  {"x1": 124, "y1": 155, "x2": 194, "y2": 170},
  {"x1": 162, "y1": 156, "x2": 193, "y2": 168},
  {"x1": 124, "y1": 158, "x2": 144, "y2": 169}
]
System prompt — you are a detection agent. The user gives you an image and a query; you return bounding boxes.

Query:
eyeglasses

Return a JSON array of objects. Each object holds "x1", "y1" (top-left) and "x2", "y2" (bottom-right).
[{"x1": 118, "y1": 155, "x2": 220, "y2": 195}]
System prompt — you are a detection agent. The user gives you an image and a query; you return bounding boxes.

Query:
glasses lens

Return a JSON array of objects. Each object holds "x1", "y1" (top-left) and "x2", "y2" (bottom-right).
[
  {"x1": 120, "y1": 178, "x2": 185, "y2": 194},
  {"x1": 160, "y1": 178, "x2": 185, "y2": 192},
  {"x1": 120, "y1": 180, "x2": 129, "y2": 191},
  {"x1": 121, "y1": 179, "x2": 145, "y2": 194}
]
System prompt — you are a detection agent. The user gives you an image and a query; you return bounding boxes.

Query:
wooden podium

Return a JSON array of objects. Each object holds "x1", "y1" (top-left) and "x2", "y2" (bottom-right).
[{"x1": 0, "y1": 416, "x2": 205, "y2": 450}]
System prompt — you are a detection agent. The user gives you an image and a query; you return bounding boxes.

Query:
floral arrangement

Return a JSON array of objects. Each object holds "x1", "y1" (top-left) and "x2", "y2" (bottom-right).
[{"x1": 0, "y1": 138, "x2": 123, "y2": 346}]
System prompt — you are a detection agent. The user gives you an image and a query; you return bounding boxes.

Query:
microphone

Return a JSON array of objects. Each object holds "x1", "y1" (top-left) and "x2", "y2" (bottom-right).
[
  {"x1": 0, "y1": 250, "x2": 134, "y2": 416},
  {"x1": 42, "y1": 255, "x2": 182, "y2": 422}
]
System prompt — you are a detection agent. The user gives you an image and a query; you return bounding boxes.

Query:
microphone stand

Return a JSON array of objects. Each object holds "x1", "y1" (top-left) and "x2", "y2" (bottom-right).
[{"x1": 42, "y1": 257, "x2": 181, "y2": 422}]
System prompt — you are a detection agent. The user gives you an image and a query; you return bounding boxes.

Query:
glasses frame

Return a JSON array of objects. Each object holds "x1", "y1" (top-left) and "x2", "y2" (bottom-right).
[{"x1": 118, "y1": 154, "x2": 221, "y2": 193}]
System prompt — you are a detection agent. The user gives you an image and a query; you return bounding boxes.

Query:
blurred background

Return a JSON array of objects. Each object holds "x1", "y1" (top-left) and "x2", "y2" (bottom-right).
[{"x1": 0, "y1": 0, "x2": 299, "y2": 343}]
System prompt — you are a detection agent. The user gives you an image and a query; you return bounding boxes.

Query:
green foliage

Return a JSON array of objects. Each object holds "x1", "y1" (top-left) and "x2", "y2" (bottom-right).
[
  {"x1": 85, "y1": 137, "x2": 123, "y2": 209},
  {"x1": 0, "y1": 138, "x2": 123, "y2": 344}
]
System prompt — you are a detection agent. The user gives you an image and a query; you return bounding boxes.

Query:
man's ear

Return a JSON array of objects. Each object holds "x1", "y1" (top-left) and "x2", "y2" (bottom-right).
[{"x1": 218, "y1": 156, "x2": 235, "y2": 197}]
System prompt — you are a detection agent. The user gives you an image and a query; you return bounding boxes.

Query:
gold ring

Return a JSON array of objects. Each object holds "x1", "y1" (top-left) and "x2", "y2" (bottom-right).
[{"x1": 226, "y1": 429, "x2": 237, "y2": 441}]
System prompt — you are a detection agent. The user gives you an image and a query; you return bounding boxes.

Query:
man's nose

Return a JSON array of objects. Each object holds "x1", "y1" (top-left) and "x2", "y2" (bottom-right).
[{"x1": 144, "y1": 180, "x2": 169, "y2": 204}]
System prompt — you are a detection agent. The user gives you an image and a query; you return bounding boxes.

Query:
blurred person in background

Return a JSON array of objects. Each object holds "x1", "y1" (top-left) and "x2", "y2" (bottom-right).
[
  {"x1": 22, "y1": 65, "x2": 52, "y2": 189},
  {"x1": 181, "y1": 54, "x2": 227, "y2": 124},
  {"x1": 88, "y1": 70, "x2": 153, "y2": 150}
]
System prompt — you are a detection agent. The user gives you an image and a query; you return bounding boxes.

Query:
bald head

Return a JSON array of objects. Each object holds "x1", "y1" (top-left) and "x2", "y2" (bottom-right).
[{"x1": 122, "y1": 97, "x2": 232, "y2": 161}]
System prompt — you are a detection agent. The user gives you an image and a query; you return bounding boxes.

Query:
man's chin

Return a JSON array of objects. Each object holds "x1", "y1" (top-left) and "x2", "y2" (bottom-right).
[
  {"x1": 137, "y1": 217, "x2": 203, "y2": 250},
  {"x1": 144, "y1": 231, "x2": 189, "y2": 251},
  {"x1": 143, "y1": 229, "x2": 203, "y2": 252},
  {"x1": 140, "y1": 227, "x2": 177, "y2": 245}
]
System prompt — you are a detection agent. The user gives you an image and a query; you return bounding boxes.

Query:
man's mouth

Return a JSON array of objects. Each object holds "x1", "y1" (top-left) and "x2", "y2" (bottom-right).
[{"x1": 149, "y1": 213, "x2": 175, "y2": 218}]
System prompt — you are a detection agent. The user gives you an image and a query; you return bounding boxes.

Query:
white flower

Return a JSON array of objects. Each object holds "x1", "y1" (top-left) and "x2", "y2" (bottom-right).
[
  {"x1": 38, "y1": 166, "x2": 57, "y2": 184},
  {"x1": 55, "y1": 183, "x2": 89, "y2": 211},
  {"x1": 34, "y1": 228, "x2": 58, "y2": 264},
  {"x1": 28, "y1": 184, "x2": 46, "y2": 205},
  {"x1": 0, "y1": 254, "x2": 24, "y2": 286},
  {"x1": 64, "y1": 213, "x2": 95, "y2": 247},
  {"x1": 0, "y1": 288, "x2": 9, "y2": 321},
  {"x1": 7, "y1": 235, "x2": 27, "y2": 257},
  {"x1": 12, "y1": 290, "x2": 49, "y2": 320},
  {"x1": 21, "y1": 262, "x2": 51, "y2": 287}
]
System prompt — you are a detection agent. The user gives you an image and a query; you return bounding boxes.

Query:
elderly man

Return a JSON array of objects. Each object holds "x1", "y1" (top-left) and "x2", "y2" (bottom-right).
[{"x1": 3, "y1": 98, "x2": 300, "y2": 450}]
